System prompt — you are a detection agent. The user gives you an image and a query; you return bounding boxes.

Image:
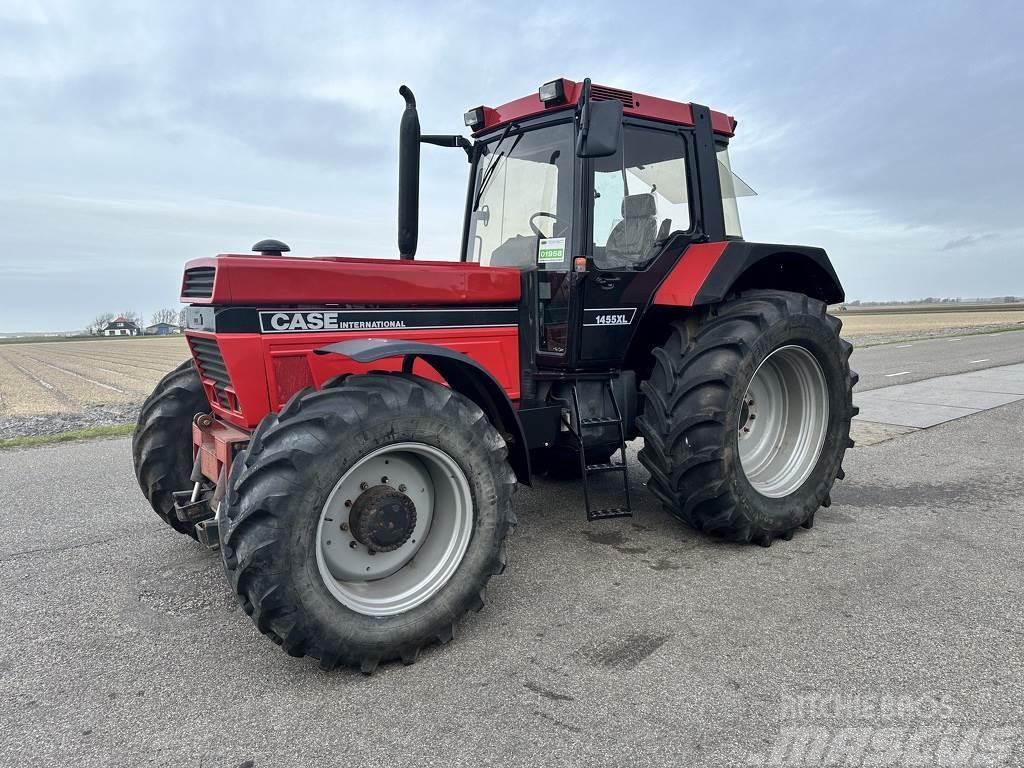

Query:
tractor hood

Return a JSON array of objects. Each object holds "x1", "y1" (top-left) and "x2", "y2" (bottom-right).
[{"x1": 180, "y1": 254, "x2": 521, "y2": 306}]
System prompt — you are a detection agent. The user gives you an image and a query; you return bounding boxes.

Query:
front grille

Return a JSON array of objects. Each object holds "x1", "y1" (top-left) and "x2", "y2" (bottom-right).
[
  {"x1": 189, "y1": 336, "x2": 234, "y2": 409},
  {"x1": 182, "y1": 267, "x2": 216, "y2": 299},
  {"x1": 591, "y1": 85, "x2": 635, "y2": 107}
]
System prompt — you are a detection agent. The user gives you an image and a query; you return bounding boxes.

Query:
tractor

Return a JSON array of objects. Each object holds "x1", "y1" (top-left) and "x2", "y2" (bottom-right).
[{"x1": 133, "y1": 78, "x2": 857, "y2": 672}]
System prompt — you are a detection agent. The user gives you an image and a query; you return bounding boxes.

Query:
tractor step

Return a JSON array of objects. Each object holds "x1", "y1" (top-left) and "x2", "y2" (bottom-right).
[
  {"x1": 580, "y1": 416, "x2": 620, "y2": 427},
  {"x1": 586, "y1": 462, "x2": 625, "y2": 474},
  {"x1": 569, "y1": 378, "x2": 633, "y2": 522},
  {"x1": 588, "y1": 507, "x2": 632, "y2": 520}
]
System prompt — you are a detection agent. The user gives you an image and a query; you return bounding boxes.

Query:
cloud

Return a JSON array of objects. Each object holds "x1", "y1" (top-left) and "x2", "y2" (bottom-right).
[
  {"x1": 940, "y1": 233, "x2": 1000, "y2": 251},
  {"x1": 0, "y1": 1, "x2": 1022, "y2": 331}
]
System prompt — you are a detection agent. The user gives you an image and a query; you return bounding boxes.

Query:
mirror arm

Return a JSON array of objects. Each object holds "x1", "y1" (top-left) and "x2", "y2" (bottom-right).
[{"x1": 421, "y1": 134, "x2": 474, "y2": 159}]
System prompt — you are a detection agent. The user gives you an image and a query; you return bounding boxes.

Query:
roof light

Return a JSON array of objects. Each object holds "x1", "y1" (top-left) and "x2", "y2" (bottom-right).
[
  {"x1": 464, "y1": 106, "x2": 485, "y2": 130},
  {"x1": 539, "y1": 79, "x2": 566, "y2": 105}
]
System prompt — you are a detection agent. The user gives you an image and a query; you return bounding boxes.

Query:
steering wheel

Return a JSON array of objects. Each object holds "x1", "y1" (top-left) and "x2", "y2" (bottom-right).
[{"x1": 529, "y1": 211, "x2": 561, "y2": 238}]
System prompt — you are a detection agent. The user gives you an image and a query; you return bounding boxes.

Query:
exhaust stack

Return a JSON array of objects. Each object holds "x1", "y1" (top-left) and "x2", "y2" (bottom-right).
[{"x1": 397, "y1": 85, "x2": 420, "y2": 260}]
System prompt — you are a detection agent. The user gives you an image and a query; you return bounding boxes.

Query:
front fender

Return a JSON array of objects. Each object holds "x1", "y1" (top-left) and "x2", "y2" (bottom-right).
[{"x1": 315, "y1": 338, "x2": 531, "y2": 485}]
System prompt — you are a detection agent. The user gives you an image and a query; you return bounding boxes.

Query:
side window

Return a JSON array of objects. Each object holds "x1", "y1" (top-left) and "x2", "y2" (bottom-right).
[
  {"x1": 717, "y1": 146, "x2": 756, "y2": 238},
  {"x1": 591, "y1": 127, "x2": 691, "y2": 271}
]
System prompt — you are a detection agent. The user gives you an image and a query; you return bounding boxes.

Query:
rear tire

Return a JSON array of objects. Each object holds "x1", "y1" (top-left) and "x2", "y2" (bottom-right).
[
  {"x1": 637, "y1": 290, "x2": 857, "y2": 544},
  {"x1": 219, "y1": 372, "x2": 517, "y2": 672},
  {"x1": 132, "y1": 360, "x2": 207, "y2": 539}
]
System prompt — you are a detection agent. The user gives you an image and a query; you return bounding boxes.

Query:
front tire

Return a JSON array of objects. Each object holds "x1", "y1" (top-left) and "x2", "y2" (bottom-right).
[
  {"x1": 637, "y1": 290, "x2": 857, "y2": 545},
  {"x1": 132, "y1": 360, "x2": 207, "y2": 538},
  {"x1": 220, "y1": 373, "x2": 517, "y2": 672}
]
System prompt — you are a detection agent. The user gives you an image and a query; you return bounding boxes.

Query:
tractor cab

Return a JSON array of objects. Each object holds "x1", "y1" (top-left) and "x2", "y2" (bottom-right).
[{"x1": 405, "y1": 78, "x2": 754, "y2": 370}]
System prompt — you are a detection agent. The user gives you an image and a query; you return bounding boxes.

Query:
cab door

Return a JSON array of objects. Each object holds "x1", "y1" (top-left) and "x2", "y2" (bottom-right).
[
  {"x1": 533, "y1": 123, "x2": 586, "y2": 369},
  {"x1": 579, "y1": 123, "x2": 697, "y2": 365}
]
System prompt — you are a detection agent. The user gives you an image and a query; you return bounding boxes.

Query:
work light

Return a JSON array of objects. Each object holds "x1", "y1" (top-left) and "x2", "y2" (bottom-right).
[
  {"x1": 538, "y1": 79, "x2": 566, "y2": 105},
  {"x1": 463, "y1": 107, "x2": 485, "y2": 130}
]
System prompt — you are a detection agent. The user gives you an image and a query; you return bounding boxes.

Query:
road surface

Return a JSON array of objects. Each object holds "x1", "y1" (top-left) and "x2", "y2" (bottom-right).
[
  {"x1": 849, "y1": 328, "x2": 1024, "y2": 391},
  {"x1": 1, "y1": 348, "x2": 1022, "y2": 767}
]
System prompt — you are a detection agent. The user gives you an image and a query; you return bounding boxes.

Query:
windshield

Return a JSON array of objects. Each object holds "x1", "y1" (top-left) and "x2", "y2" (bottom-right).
[{"x1": 465, "y1": 122, "x2": 575, "y2": 270}]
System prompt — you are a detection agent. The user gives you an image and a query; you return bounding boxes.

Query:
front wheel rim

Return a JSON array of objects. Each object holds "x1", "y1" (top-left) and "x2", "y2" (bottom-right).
[
  {"x1": 737, "y1": 345, "x2": 830, "y2": 498},
  {"x1": 315, "y1": 442, "x2": 473, "y2": 617}
]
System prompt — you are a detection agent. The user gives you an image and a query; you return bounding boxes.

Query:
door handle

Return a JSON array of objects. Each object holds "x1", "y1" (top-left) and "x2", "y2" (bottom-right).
[{"x1": 593, "y1": 274, "x2": 620, "y2": 289}]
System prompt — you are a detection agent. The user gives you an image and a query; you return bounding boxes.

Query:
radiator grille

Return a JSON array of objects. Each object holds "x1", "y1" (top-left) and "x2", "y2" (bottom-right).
[
  {"x1": 591, "y1": 85, "x2": 635, "y2": 107},
  {"x1": 182, "y1": 267, "x2": 216, "y2": 299},
  {"x1": 189, "y1": 336, "x2": 234, "y2": 409}
]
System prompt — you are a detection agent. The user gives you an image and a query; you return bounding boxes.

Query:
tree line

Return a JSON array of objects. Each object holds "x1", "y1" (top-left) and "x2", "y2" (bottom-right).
[{"x1": 85, "y1": 308, "x2": 186, "y2": 335}]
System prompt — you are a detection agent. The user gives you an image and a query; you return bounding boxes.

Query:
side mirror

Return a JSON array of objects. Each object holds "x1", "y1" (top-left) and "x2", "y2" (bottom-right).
[{"x1": 576, "y1": 98, "x2": 622, "y2": 158}]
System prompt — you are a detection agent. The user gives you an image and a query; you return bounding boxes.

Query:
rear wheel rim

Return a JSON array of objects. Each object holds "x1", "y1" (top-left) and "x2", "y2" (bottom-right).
[
  {"x1": 315, "y1": 442, "x2": 473, "y2": 617},
  {"x1": 737, "y1": 345, "x2": 829, "y2": 498}
]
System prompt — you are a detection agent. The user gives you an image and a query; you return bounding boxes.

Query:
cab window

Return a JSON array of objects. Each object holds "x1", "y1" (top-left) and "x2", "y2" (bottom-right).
[{"x1": 591, "y1": 127, "x2": 691, "y2": 271}]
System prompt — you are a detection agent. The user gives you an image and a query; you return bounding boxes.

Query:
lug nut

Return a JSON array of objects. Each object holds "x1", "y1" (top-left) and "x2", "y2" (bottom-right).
[
  {"x1": 381, "y1": 476, "x2": 389, "y2": 484},
  {"x1": 349, "y1": 541, "x2": 357, "y2": 549},
  {"x1": 340, "y1": 522, "x2": 349, "y2": 531},
  {"x1": 344, "y1": 499, "x2": 352, "y2": 508},
  {"x1": 359, "y1": 482, "x2": 368, "y2": 491},
  {"x1": 398, "y1": 484, "x2": 407, "y2": 493}
]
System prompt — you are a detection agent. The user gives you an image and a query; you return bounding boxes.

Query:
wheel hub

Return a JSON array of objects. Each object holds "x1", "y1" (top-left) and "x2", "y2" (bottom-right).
[
  {"x1": 349, "y1": 485, "x2": 417, "y2": 553},
  {"x1": 739, "y1": 397, "x2": 755, "y2": 433},
  {"x1": 315, "y1": 443, "x2": 473, "y2": 617},
  {"x1": 737, "y1": 344, "x2": 829, "y2": 498}
]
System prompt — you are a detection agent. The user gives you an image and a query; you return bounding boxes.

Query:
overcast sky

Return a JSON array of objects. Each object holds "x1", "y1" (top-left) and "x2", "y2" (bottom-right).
[{"x1": 1, "y1": 1, "x2": 1021, "y2": 332}]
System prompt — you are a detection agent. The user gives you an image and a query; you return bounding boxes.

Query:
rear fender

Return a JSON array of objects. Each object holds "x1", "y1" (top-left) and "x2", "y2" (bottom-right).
[
  {"x1": 653, "y1": 241, "x2": 845, "y2": 307},
  {"x1": 315, "y1": 338, "x2": 531, "y2": 485}
]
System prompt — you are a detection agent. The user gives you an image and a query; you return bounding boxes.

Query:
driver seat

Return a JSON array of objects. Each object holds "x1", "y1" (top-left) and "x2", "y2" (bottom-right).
[{"x1": 603, "y1": 193, "x2": 657, "y2": 269}]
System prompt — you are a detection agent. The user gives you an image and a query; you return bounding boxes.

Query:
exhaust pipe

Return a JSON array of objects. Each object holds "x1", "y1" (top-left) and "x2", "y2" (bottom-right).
[{"x1": 397, "y1": 85, "x2": 420, "y2": 260}]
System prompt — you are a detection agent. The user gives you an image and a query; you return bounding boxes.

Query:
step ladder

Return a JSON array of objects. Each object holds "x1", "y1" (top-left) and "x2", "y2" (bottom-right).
[{"x1": 569, "y1": 379, "x2": 633, "y2": 521}]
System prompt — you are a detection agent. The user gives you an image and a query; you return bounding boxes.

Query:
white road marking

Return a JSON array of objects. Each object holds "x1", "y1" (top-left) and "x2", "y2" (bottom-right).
[
  {"x1": 895, "y1": 344, "x2": 913, "y2": 348},
  {"x1": 947, "y1": 338, "x2": 962, "y2": 342},
  {"x1": 885, "y1": 371, "x2": 911, "y2": 377},
  {"x1": 970, "y1": 359, "x2": 990, "y2": 364}
]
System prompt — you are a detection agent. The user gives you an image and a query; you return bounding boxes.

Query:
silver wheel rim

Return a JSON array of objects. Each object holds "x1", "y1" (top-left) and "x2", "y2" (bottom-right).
[
  {"x1": 737, "y1": 345, "x2": 829, "y2": 498},
  {"x1": 314, "y1": 442, "x2": 473, "y2": 617}
]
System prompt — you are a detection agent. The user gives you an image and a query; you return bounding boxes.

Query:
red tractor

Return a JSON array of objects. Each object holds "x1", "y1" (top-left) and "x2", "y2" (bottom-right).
[{"x1": 134, "y1": 78, "x2": 856, "y2": 672}]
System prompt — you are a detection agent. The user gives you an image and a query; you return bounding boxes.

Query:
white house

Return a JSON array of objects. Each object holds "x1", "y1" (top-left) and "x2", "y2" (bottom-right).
[{"x1": 103, "y1": 317, "x2": 141, "y2": 336}]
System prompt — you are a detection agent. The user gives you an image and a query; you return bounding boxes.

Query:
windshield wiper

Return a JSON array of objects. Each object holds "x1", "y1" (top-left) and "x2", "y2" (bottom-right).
[{"x1": 473, "y1": 125, "x2": 521, "y2": 211}]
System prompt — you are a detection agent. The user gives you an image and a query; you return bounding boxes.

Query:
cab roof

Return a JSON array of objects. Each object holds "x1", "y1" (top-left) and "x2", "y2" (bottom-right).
[{"x1": 471, "y1": 77, "x2": 736, "y2": 138}]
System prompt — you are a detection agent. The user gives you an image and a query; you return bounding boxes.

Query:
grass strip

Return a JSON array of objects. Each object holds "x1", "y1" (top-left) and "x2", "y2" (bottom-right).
[{"x1": 0, "y1": 423, "x2": 134, "y2": 450}]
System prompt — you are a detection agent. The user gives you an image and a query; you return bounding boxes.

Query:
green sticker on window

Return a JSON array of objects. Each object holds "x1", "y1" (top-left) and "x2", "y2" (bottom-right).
[{"x1": 537, "y1": 237, "x2": 566, "y2": 264}]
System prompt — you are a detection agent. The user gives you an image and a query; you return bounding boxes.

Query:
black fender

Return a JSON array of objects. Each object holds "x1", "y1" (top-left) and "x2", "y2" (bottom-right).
[
  {"x1": 695, "y1": 241, "x2": 845, "y2": 305},
  {"x1": 315, "y1": 338, "x2": 531, "y2": 485}
]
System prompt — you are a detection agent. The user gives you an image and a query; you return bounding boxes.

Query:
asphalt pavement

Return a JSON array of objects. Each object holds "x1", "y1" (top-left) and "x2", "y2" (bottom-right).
[
  {"x1": 1, "y1": 345, "x2": 1023, "y2": 767},
  {"x1": 849, "y1": 328, "x2": 1024, "y2": 391}
]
